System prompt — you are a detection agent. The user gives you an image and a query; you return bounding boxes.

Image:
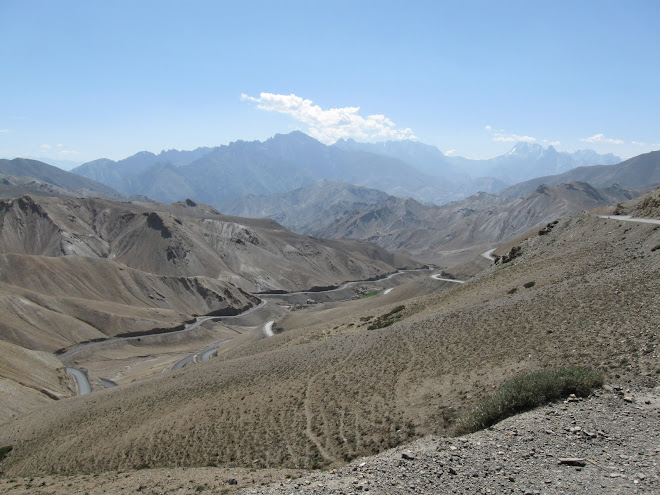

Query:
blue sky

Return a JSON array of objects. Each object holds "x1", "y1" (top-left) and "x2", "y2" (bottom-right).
[{"x1": 1, "y1": 0, "x2": 658, "y2": 166}]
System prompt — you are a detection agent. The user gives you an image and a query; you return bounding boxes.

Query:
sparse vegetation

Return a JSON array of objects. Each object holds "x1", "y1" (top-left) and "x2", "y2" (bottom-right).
[
  {"x1": 507, "y1": 287, "x2": 518, "y2": 294},
  {"x1": 498, "y1": 245, "x2": 522, "y2": 264},
  {"x1": 523, "y1": 281, "x2": 536, "y2": 288},
  {"x1": 360, "y1": 289, "x2": 382, "y2": 299},
  {"x1": 0, "y1": 445, "x2": 12, "y2": 462},
  {"x1": 367, "y1": 305, "x2": 406, "y2": 330},
  {"x1": 455, "y1": 366, "x2": 604, "y2": 434}
]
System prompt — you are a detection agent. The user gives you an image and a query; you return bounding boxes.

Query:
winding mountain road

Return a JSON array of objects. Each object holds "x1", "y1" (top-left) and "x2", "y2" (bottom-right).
[
  {"x1": 481, "y1": 248, "x2": 497, "y2": 261},
  {"x1": 597, "y1": 215, "x2": 660, "y2": 225},
  {"x1": 258, "y1": 267, "x2": 431, "y2": 296},
  {"x1": 172, "y1": 338, "x2": 232, "y2": 370},
  {"x1": 430, "y1": 274, "x2": 465, "y2": 284},
  {"x1": 66, "y1": 367, "x2": 91, "y2": 395},
  {"x1": 63, "y1": 268, "x2": 436, "y2": 392}
]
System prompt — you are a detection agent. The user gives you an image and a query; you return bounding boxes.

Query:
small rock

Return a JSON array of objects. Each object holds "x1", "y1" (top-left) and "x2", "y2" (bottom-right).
[
  {"x1": 227, "y1": 478, "x2": 238, "y2": 485},
  {"x1": 623, "y1": 396, "x2": 634, "y2": 403},
  {"x1": 559, "y1": 458, "x2": 586, "y2": 466},
  {"x1": 401, "y1": 451, "x2": 415, "y2": 461}
]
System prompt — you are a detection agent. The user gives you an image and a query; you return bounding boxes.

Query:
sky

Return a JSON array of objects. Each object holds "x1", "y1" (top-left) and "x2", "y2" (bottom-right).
[{"x1": 1, "y1": 0, "x2": 659, "y2": 167}]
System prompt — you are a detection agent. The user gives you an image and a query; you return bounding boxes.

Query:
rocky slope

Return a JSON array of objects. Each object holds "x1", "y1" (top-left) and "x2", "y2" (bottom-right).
[
  {"x1": 2, "y1": 388, "x2": 656, "y2": 494},
  {"x1": 243, "y1": 388, "x2": 659, "y2": 495},
  {"x1": 0, "y1": 195, "x2": 412, "y2": 292},
  {"x1": 0, "y1": 192, "x2": 656, "y2": 477},
  {"x1": 0, "y1": 158, "x2": 122, "y2": 198},
  {"x1": 614, "y1": 186, "x2": 660, "y2": 218},
  {"x1": 225, "y1": 180, "x2": 635, "y2": 262},
  {"x1": 0, "y1": 253, "x2": 259, "y2": 353},
  {"x1": 500, "y1": 150, "x2": 660, "y2": 199}
]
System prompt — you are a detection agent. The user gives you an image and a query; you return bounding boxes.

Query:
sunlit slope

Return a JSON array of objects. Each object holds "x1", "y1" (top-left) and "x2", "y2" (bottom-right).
[
  {"x1": 0, "y1": 195, "x2": 413, "y2": 292},
  {"x1": 1, "y1": 202, "x2": 657, "y2": 476},
  {"x1": 0, "y1": 253, "x2": 257, "y2": 352}
]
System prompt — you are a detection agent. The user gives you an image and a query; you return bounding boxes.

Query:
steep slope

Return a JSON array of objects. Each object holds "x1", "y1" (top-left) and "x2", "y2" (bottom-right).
[
  {"x1": 0, "y1": 253, "x2": 258, "y2": 352},
  {"x1": 0, "y1": 158, "x2": 122, "y2": 198},
  {"x1": 72, "y1": 132, "x2": 472, "y2": 205},
  {"x1": 613, "y1": 185, "x2": 660, "y2": 218},
  {"x1": 320, "y1": 183, "x2": 632, "y2": 261},
  {"x1": 72, "y1": 148, "x2": 213, "y2": 191},
  {"x1": 0, "y1": 195, "x2": 412, "y2": 292},
  {"x1": 0, "y1": 192, "x2": 657, "y2": 476},
  {"x1": 500, "y1": 149, "x2": 660, "y2": 199},
  {"x1": 0, "y1": 174, "x2": 86, "y2": 200},
  {"x1": 223, "y1": 181, "x2": 635, "y2": 262},
  {"x1": 334, "y1": 139, "x2": 620, "y2": 183},
  {"x1": 220, "y1": 180, "x2": 391, "y2": 233}
]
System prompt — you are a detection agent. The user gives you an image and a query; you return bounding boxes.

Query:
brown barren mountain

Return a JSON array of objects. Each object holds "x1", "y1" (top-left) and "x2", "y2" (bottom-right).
[
  {"x1": 0, "y1": 195, "x2": 413, "y2": 292},
  {"x1": 0, "y1": 189, "x2": 657, "y2": 477},
  {"x1": 0, "y1": 194, "x2": 413, "y2": 424},
  {"x1": 310, "y1": 181, "x2": 634, "y2": 262}
]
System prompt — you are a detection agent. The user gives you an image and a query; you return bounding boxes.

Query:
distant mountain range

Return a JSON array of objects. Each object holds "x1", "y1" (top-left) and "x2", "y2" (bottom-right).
[
  {"x1": 69, "y1": 132, "x2": 621, "y2": 206},
  {"x1": 500, "y1": 150, "x2": 660, "y2": 199},
  {"x1": 0, "y1": 158, "x2": 123, "y2": 199},
  {"x1": 333, "y1": 139, "x2": 621, "y2": 184}
]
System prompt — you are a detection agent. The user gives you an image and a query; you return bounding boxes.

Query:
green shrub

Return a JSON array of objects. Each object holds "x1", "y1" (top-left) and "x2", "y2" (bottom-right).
[
  {"x1": 360, "y1": 289, "x2": 382, "y2": 299},
  {"x1": 455, "y1": 366, "x2": 603, "y2": 434},
  {"x1": 507, "y1": 287, "x2": 518, "y2": 294},
  {"x1": 523, "y1": 281, "x2": 536, "y2": 288},
  {"x1": 0, "y1": 445, "x2": 13, "y2": 462}
]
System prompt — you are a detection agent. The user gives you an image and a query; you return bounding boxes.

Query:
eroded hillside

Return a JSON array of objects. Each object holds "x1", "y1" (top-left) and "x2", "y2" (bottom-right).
[
  {"x1": 0, "y1": 205, "x2": 657, "y2": 476},
  {"x1": 0, "y1": 195, "x2": 413, "y2": 292}
]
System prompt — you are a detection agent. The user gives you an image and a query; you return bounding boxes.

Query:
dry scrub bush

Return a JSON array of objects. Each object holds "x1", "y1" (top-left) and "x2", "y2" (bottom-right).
[{"x1": 455, "y1": 366, "x2": 603, "y2": 434}]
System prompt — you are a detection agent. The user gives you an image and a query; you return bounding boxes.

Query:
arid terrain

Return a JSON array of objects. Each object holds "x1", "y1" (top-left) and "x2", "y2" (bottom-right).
[{"x1": 0, "y1": 189, "x2": 657, "y2": 493}]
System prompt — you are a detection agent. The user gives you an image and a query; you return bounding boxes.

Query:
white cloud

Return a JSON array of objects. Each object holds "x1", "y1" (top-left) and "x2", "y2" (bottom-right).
[
  {"x1": 493, "y1": 133, "x2": 537, "y2": 143},
  {"x1": 580, "y1": 133, "x2": 624, "y2": 145},
  {"x1": 39, "y1": 143, "x2": 79, "y2": 156},
  {"x1": 485, "y1": 125, "x2": 537, "y2": 143},
  {"x1": 241, "y1": 92, "x2": 416, "y2": 144},
  {"x1": 543, "y1": 140, "x2": 561, "y2": 146},
  {"x1": 444, "y1": 148, "x2": 457, "y2": 156}
]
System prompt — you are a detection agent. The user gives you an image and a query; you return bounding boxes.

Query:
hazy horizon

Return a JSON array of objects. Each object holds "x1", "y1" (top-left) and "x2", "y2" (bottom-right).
[{"x1": 1, "y1": 1, "x2": 658, "y2": 164}]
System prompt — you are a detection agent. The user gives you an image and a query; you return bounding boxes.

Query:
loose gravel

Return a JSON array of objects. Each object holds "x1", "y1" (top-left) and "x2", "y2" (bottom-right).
[{"x1": 243, "y1": 387, "x2": 659, "y2": 494}]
